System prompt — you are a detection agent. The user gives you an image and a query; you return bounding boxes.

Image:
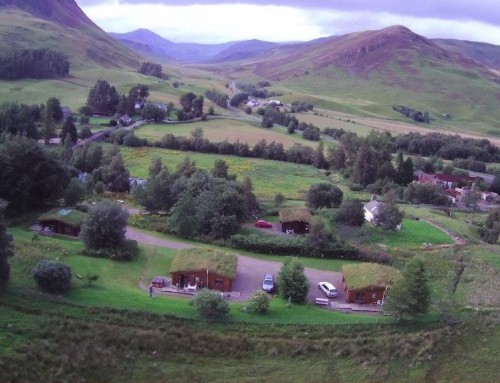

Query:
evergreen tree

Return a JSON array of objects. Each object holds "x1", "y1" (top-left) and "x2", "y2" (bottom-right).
[
  {"x1": 313, "y1": 141, "x2": 326, "y2": 169},
  {"x1": 42, "y1": 104, "x2": 55, "y2": 145},
  {"x1": 352, "y1": 144, "x2": 377, "y2": 186},
  {"x1": 384, "y1": 258, "x2": 431, "y2": 320},
  {"x1": 60, "y1": 116, "x2": 77, "y2": 143}
]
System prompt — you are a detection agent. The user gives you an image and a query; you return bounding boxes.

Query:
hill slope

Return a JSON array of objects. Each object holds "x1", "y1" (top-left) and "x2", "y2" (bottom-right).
[
  {"x1": 0, "y1": 0, "x2": 142, "y2": 69},
  {"x1": 433, "y1": 38, "x2": 500, "y2": 70}
]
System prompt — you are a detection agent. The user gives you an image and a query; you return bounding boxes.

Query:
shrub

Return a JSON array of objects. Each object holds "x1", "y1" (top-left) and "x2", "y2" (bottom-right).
[
  {"x1": 349, "y1": 183, "x2": 364, "y2": 191},
  {"x1": 191, "y1": 288, "x2": 229, "y2": 320},
  {"x1": 277, "y1": 258, "x2": 309, "y2": 304},
  {"x1": 247, "y1": 290, "x2": 271, "y2": 313},
  {"x1": 333, "y1": 199, "x2": 365, "y2": 226},
  {"x1": 306, "y1": 183, "x2": 343, "y2": 209},
  {"x1": 32, "y1": 260, "x2": 71, "y2": 293},
  {"x1": 78, "y1": 126, "x2": 92, "y2": 139}
]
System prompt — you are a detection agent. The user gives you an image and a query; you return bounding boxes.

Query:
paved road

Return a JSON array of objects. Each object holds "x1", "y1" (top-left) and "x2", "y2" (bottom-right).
[{"x1": 126, "y1": 226, "x2": 344, "y2": 303}]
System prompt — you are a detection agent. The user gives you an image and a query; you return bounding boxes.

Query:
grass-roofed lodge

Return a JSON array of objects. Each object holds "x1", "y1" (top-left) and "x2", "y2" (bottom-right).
[
  {"x1": 38, "y1": 208, "x2": 86, "y2": 237},
  {"x1": 342, "y1": 263, "x2": 402, "y2": 304},
  {"x1": 279, "y1": 207, "x2": 312, "y2": 234},
  {"x1": 170, "y1": 248, "x2": 238, "y2": 292}
]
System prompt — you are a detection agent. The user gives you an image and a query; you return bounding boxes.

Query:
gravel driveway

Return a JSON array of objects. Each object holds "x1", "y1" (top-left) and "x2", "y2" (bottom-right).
[{"x1": 127, "y1": 227, "x2": 345, "y2": 303}]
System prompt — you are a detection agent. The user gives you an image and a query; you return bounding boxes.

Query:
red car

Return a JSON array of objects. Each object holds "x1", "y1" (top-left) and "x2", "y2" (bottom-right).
[{"x1": 255, "y1": 219, "x2": 273, "y2": 228}]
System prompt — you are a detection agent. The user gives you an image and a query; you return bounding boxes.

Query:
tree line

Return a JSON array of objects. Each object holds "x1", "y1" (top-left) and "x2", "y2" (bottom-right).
[
  {"x1": 139, "y1": 62, "x2": 168, "y2": 79},
  {"x1": 0, "y1": 48, "x2": 69, "y2": 80}
]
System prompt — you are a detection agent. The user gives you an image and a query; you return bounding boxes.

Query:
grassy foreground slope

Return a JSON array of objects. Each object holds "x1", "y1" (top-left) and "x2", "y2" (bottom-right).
[{"x1": 1, "y1": 225, "x2": 499, "y2": 382}]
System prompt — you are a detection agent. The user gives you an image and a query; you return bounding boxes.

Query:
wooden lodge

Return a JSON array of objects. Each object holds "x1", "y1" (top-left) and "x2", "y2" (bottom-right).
[
  {"x1": 38, "y1": 208, "x2": 86, "y2": 237},
  {"x1": 170, "y1": 249, "x2": 237, "y2": 292},
  {"x1": 342, "y1": 263, "x2": 401, "y2": 304},
  {"x1": 279, "y1": 207, "x2": 312, "y2": 234}
]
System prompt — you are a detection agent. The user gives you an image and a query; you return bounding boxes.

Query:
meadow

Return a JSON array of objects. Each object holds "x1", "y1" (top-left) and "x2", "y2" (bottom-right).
[
  {"x1": 118, "y1": 145, "x2": 330, "y2": 200},
  {"x1": 134, "y1": 118, "x2": 316, "y2": 148}
]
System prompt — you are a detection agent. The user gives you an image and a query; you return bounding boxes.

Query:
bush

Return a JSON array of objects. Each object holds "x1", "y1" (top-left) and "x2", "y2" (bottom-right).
[
  {"x1": 246, "y1": 290, "x2": 271, "y2": 313},
  {"x1": 191, "y1": 288, "x2": 229, "y2": 320},
  {"x1": 32, "y1": 260, "x2": 71, "y2": 294},
  {"x1": 277, "y1": 258, "x2": 309, "y2": 304},
  {"x1": 78, "y1": 126, "x2": 92, "y2": 139},
  {"x1": 348, "y1": 183, "x2": 364, "y2": 191},
  {"x1": 81, "y1": 239, "x2": 139, "y2": 261},
  {"x1": 306, "y1": 183, "x2": 343, "y2": 209},
  {"x1": 333, "y1": 199, "x2": 365, "y2": 226},
  {"x1": 228, "y1": 234, "x2": 359, "y2": 260}
]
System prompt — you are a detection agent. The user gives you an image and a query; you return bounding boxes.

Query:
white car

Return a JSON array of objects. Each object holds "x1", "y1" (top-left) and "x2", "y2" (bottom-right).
[{"x1": 318, "y1": 282, "x2": 339, "y2": 298}]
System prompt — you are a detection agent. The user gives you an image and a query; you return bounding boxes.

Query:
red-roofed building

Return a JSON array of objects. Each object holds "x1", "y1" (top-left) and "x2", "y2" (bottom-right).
[{"x1": 417, "y1": 173, "x2": 476, "y2": 190}]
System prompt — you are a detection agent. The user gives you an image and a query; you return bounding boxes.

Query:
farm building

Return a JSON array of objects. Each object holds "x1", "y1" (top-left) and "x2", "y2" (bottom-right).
[
  {"x1": 279, "y1": 207, "x2": 312, "y2": 234},
  {"x1": 342, "y1": 263, "x2": 401, "y2": 304},
  {"x1": 170, "y1": 248, "x2": 238, "y2": 292},
  {"x1": 38, "y1": 208, "x2": 86, "y2": 237}
]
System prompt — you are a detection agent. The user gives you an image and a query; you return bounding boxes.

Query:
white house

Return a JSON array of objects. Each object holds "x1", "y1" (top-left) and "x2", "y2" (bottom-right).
[{"x1": 364, "y1": 197, "x2": 384, "y2": 224}]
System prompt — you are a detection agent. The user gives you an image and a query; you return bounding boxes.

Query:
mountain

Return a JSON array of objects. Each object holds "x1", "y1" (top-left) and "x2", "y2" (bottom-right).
[
  {"x1": 248, "y1": 25, "x2": 492, "y2": 79},
  {"x1": 110, "y1": 29, "x2": 236, "y2": 63},
  {"x1": 0, "y1": 0, "x2": 142, "y2": 69},
  {"x1": 110, "y1": 29, "x2": 282, "y2": 63},
  {"x1": 433, "y1": 38, "x2": 500, "y2": 70}
]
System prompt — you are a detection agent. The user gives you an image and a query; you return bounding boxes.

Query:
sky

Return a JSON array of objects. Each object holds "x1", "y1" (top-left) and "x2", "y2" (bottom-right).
[{"x1": 76, "y1": 0, "x2": 500, "y2": 45}]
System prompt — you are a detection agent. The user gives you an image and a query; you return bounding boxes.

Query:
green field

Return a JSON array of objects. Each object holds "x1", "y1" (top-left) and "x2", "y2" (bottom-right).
[
  {"x1": 365, "y1": 218, "x2": 454, "y2": 249},
  {"x1": 118, "y1": 145, "x2": 330, "y2": 200},
  {"x1": 134, "y1": 119, "x2": 316, "y2": 148}
]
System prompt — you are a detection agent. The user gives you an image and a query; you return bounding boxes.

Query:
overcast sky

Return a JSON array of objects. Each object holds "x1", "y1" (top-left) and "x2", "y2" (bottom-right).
[{"x1": 76, "y1": 0, "x2": 500, "y2": 45}]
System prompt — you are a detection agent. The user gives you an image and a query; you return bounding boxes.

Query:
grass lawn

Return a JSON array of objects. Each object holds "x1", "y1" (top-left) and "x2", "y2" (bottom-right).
[
  {"x1": 8, "y1": 225, "x2": 384, "y2": 325},
  {"x1": 365, "y1": 218, "x2": 454, "y2": 249},
  {"x1": 134, "y1": 119, "x2": 315, "y2": 148},
  {"x1": 117, "y1": 145, "x2": 330, "y2": 200}
]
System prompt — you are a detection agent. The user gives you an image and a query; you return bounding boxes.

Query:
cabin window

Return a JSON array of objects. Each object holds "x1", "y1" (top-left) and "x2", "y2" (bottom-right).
[{"x1": 215, "y1": 278, "x2": 224, "y2": 286}]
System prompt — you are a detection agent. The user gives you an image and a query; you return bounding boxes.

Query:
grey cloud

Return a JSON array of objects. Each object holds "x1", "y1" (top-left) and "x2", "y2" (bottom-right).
[{"x1": 76, "y1": 0, "x2": 500, "y2": 26}]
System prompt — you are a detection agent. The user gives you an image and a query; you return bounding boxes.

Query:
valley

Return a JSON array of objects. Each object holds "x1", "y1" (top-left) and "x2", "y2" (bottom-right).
[{"x1": 0, "y1": 1, "x2": 499, "y2": 382}]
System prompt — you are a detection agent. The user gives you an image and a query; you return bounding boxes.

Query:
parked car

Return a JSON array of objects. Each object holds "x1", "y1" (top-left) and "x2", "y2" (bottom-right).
[
  {"x1": 255, "y1": 219, "x2": 273, "y2": 228},
  {"x1": 262, "y1": 273, "x2": 275, "y2": 293},
  {"x1": 318, "y1": 282, "x2": 338, "y2": 298}
]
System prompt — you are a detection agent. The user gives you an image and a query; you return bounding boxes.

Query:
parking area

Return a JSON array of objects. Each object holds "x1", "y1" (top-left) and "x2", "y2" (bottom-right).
[{"x1": 232, "y1": 254, "x2": 346, "y2": 303}]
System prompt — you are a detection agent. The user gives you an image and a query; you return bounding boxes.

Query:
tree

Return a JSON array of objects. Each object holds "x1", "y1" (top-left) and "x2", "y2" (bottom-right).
[
  {"x1": 32, "y1": 260, "x2": 71, "y2": 294},
  {"x1": 0, "y1": 200, "x2": 14, "y2": 288},
  {"x1": 141, "y1": 104, "x2": 166, "y2": 122},
  {"x1": 167, "y1": 192, "x2": 198, "y2": 238},
  {"x1": 211, "y1": 159, "x2": 232, "y2": 179},
  {"x1": 306, "y1": 183, "x2": 343, "y2": 209},
  {"x1": 63, "y1": 178, "x2": 85, "y2": 206},
  {"x1": 180, "y1": 92, "x2": 197, "y2": 112},
  {"x1": 60, "y1": 116, "x2": 77, "y2": 143},
  {"x1": 313, "y1": 141, "x2": 326, "y2": 169},
  {"x1": 384, "y1": 258, "x2": 431, "y2": 320},
  {"x1": 374, "y1": 197, "x2": 403, "y2": 231},
  {"x1": 46, "y1": 97, "x2": 63, "y2": 122},
  {"x1": 277, "y1": 258, "x2": 309, "y2": 304},
  {"x1": 333, "y1": 199, "x2": 365, "y2": 226},
  {"x1": 0, "y1": 135, "x2": 69, "y2": 213},
  {"x1": 42, "y1": 102, "x2": 55, "y2": 145},
  {"x1": 102, "y1": 153, "x2": 130, "y2": 192},
  {"x1": 463, "y1": 188, "x2": 481, "y2": 211},
  {"x1": 352, "y1": 143, "x2": 377, "y2": 187},
  {"x1": 490, "y1": 173, "x2": 500, "y2": 194},
  {"x1": 191, "y1": 288, "x2": 229, "y2": 320},
  {"x1": 80, "y1": 201, "x2": 129, "y2": 250},
  {"x1": 240, "y1": 176, "x2": 260, "y2": 219},
  {"x1": 87, "y1": 80, "x2": 120, "y2": 115},
  {"x1": 246, "y1": 290, "x2": 271, "y2": 313},
  {"x1": 479, "y1": 208, "x2": 500, "y2": 243}
]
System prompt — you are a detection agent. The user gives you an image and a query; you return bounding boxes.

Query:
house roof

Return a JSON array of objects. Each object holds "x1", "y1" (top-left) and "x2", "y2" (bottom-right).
[
  {"x1": 432, "y1": 174, "x2": 476, "y2": 183},
  {"x1": 38, "y1": 208, "x2": 86, "y2": 228},
  {"x1": 170, "y1": 248, "x2": 238, "y2": 279},
  {"x1": 342, "y1": 263, "x2": 401, "y2": 291},
  {"x1": 364, "y1": 200, "x2": 384, "y2": 215},
  {"x1": 279, "y1": 207, "x2": 312, "y2": 223}
]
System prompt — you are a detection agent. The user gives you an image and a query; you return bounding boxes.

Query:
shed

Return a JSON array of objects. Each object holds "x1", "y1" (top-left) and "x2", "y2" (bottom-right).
[
  {"x1": 151, "y1": 276, "x2": 166, "y2": 288},
  {"x1": 170, "y1": 248, "x2": 237, "y2": 292},
  {"x1": 279, "y1": 207, "x2": 312, "y2": 234},
  {"x1": 38, "y1": 208, "x2": 86, "y2": 237},
  {"x1": 342, "y1": 263, "x2": 401, "y2": 304}
]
